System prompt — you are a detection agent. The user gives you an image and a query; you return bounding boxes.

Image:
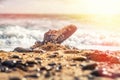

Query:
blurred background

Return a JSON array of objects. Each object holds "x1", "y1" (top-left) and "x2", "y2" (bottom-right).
[{"x1": 0, "y1": 0, "x2": 120, "y2": 31}]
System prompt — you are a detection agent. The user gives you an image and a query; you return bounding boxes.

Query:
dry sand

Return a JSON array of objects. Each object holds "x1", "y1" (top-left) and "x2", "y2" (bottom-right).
[{"x1": 0, "y1": 43, "x2": 120, "y2": 80}]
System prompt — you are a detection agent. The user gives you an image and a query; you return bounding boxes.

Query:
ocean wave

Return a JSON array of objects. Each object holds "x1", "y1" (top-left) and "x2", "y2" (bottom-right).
[{"x1": 0, "y1": 18, "x2": 120, "y2": 51}]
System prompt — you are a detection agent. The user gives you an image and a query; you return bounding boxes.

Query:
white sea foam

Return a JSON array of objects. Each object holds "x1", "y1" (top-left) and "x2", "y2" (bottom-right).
[{"x1": 0, "y1": 18, "x2": 120, "y2": 51}]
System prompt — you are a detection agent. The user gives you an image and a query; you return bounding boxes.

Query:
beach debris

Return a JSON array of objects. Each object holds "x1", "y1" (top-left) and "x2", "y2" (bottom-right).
[
  {"x1": 14, "y1": 24, "x2": 77, "y2": 52},
  {"x1": 87, "y1": 50, "x2": 120, "y2": 63},
  {"x1": 31, "y1": 24, "x2": 77, "y2": 49},
  {"x1": 42, "y1": 24, "x2": 77, "y2": 44}
]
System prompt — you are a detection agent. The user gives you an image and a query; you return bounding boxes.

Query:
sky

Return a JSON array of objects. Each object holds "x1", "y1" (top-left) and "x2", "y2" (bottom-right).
[{"x1": 0, "y1": 0, "x2": 120, "y2": 14}]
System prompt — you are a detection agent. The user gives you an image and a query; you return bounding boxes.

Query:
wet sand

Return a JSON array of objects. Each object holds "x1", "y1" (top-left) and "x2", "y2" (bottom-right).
[{"x1": 0, "y1": 44, "x2": 120, "y2": 80}]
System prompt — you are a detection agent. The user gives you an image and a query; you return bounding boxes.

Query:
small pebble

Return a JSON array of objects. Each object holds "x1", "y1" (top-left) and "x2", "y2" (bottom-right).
[
  {"x1": 40, "y1": 66, "x2": 47, "y2": 71},
  {"x1": 2, "y1": 60, "x2": 17, "y2": 68},
  {"x1": 74, "y1": 76, "x2": 79, "y2": 80},
  {"x1": 35, "y1": 68, "x2": 40, "y2": 72},
  {"x1": 48, "y1": 54, "x2": 57, "y2": 58},
  {"x1": 45, "y1": 65, "x2": 53, "y2": 71},
  {"x1": 87, "y1": 74, "x2": 94, "y2": 79},
  {"x1": 55, "y1": 64, "x2": 62, "y2": 72},
  {"x1": 53, "y1": 52, "x2": 59, "y2": 54},
  {"x1": 35, "y1": 57, "x2": 41, "y2": 60},
  {"x1": 16, "y1": 63, "x2": 28, "y2": 71},
  {"x1": 14, "y1": 47, "x2": 32, "y2": 52},
  {"x1": 82, "y1": 63, "x2": 97, "y2": 70},
  {"x1": 0, "y1": 66, "x2": 10, "y2": 72},
  {"x1": 24, "y1": 73, "x2": 40, "y2": 78},
  {"x1": 33, "y1": 48, "x2": 45, "y2": 53},
  {"x1": 72, "y1": 56, "x2": 87, "y2": 61},
  {"x1": 48, "y1": 62, "x2": 56, "y2": 66},
  {"x1": 69, "y1": 63, "x2": 76, "y2": 66},
  {"x1": 44, "y1": 71, "x2": 51, "y2": 78},
  {"x1": 11, "y1": 55, "x2": 20, "y2": 59},
  {"x1": 91, "y1": 70, "x2": 101, "y2": 76},
  {"x1": 0, "y1": 58, "x2": 1, "y2": 62},
  {"x1": 64, "y1": 50, "x2": 79, "y2": 54},
  {"x1": 9, "y1": 77, "x2": 21, "y2": 80},
  {"x1": 26, "y1": 61, "x2": 37, "y2": 67}
]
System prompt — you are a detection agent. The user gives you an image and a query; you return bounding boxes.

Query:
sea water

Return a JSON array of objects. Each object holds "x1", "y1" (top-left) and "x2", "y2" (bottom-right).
[{"x1": 0, "y1": 17, "x2": 120, "y2": 51}]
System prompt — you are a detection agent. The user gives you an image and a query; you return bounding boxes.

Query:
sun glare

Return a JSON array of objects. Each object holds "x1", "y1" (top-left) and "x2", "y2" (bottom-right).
[
  {"x1": 74, "y1": 0, "x2": 120, "y2": 15},
  {"x1": 71, "y1": 0, "x2": 120, "y2": 31}
]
